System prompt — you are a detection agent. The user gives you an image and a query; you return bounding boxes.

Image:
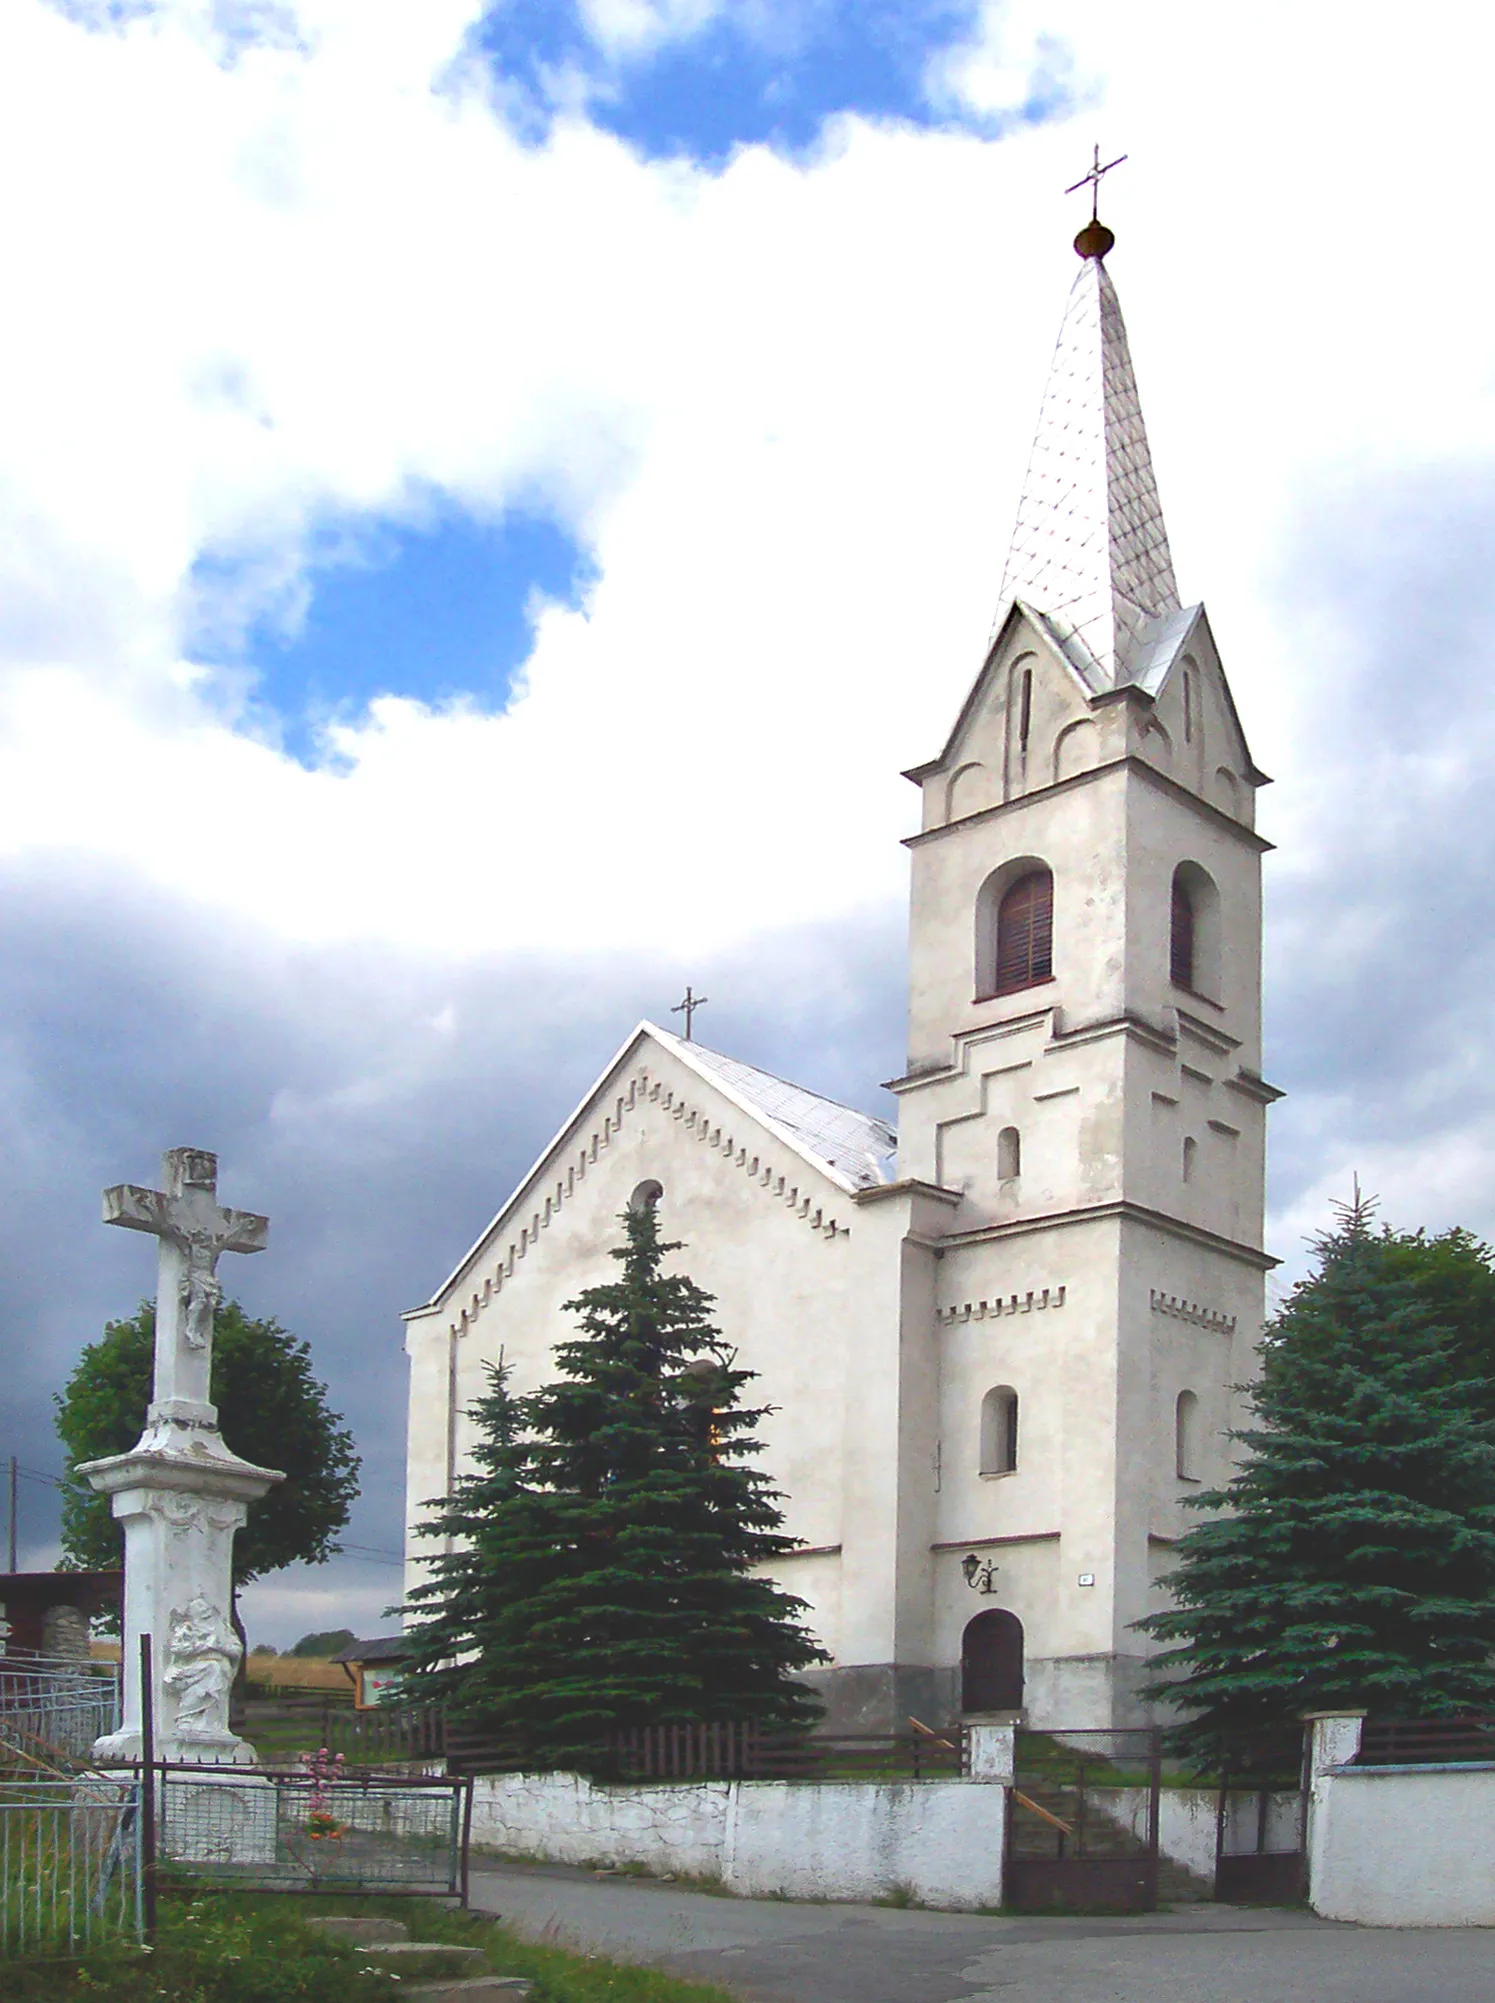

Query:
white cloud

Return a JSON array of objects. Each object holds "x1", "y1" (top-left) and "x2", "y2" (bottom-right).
[
  {"x1": 575, "y1": 0, "x2": 724, "y2": 62},
  {"x1": 2, "y1": 0, "x2": 1495, "y2": 1246}
]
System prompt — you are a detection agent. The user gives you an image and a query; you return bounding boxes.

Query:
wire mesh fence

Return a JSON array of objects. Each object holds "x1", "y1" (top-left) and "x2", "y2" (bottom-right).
[
  {"x1": 0, "y1": 1773, "x2": 143, "y2": 1957},
  {"x1": 154, "y1": 1764, "x2": 469, "y2": 1897},
  {"x1": 0, "y1": 1656, "x2": 119, "y2": 1773}
]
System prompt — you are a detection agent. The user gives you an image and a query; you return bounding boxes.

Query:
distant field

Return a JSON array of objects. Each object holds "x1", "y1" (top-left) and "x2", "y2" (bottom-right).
[
  {"x1": 245, "y1": 1654, "x2": 355, "y2": 1693},
  {"x1": 91, "y1": 1641, "x2": 354, "y2": 1694}
]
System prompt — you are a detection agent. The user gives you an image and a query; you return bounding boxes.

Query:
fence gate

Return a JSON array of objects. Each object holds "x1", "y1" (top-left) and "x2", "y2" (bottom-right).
[
  {"x1": 1214, "y1": 1731, "x2": 1308, "y2": 1904},
  {"x1": 1006, "y1": 1729, "x2": 1160, "y2": 1914}
]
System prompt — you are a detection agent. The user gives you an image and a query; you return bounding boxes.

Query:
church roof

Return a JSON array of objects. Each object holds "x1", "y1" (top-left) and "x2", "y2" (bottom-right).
[
  {"x1": 410, "y1": 1022, "x2": 898, "y2": 1316},
  {"x1": 655, "y1": 1026, "x2": 898, "y2": 1191},
  {"x1": 997, "y1": 236, "x2": 1183, "y2": 690}
]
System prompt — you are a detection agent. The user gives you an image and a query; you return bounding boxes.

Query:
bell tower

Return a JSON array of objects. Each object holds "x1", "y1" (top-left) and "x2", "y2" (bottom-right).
[{"x1": 892, "y1": 202, "x2": 1280, "y2": 1727}]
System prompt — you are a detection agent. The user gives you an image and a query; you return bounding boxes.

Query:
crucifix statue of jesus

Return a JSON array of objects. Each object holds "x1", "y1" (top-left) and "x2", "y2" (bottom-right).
[
  {"x1": 105, "y1": 1146, "x2": 270, "y2": 1432},
  {"x1": 83, "y1": 1147, "x2": 284, "y2": 1766}
]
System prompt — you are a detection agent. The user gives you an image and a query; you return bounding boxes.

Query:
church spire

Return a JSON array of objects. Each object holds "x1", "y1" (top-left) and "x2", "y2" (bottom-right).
[{"x1": 997, "y1": 193, "x2": 1181, "y2": 690}]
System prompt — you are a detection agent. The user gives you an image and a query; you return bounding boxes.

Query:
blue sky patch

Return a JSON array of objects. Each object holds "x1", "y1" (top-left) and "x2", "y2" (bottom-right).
[
  {"x1": 208, "y1": 509, "x2": 593, "y2": 762},
  {"x1": 479, "y1": 0, "x2": 988, "y2": 161}
]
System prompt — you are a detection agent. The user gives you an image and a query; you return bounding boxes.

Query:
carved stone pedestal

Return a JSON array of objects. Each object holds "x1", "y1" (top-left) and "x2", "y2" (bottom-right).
[{"x1": 82, "y1": 1422, "x2": 282, "y2": 1765}]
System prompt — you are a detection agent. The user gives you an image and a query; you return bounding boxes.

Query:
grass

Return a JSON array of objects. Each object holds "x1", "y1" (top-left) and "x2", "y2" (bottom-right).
[{"x1": 0, "y1": 1891, "x2": 740, "y2": 2003}]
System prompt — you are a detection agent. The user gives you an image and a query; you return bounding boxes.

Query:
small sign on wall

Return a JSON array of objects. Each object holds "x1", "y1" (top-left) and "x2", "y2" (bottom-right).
[{"x1": 359, "y1": 1664, "x2": 404, "y2": 1709}]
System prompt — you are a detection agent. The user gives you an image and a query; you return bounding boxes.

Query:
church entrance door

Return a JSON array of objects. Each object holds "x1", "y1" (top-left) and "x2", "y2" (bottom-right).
[{"x1": 960, "y1": 1609, "x2": 1024, "y2": 1713}]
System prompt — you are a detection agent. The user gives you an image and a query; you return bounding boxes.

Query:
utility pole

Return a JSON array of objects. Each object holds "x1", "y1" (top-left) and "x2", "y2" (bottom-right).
[{"x1": 6, "y1": 1456, "x2": 16, "y2": 1572}]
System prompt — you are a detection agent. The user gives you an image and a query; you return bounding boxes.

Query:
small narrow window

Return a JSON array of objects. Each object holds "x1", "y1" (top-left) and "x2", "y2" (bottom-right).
[
  {"x1": 1183, "y1": 668, "x2": 1196, "y2": 744},
  {"x1": 994, "y1": 869, "x2": 1054, "y2": 995},
  {"x1": 1170, "y1": 875, "x2": 1195, "y2": 989},
  {"x1": 997, "y1": 1127, "x2": 1021, "y2": 1181},
  {"x1": 1019, "y1": 669, "x2": 1033, "y2": 756},
  {"x1": 1182, "y1": 1137, "x2": 1197, "y2": 1184},
  {"x1": 980, "y1": 1387, "x2": 1019, "y2": 1476},
  {"x1": 1175, "y1": 1390, "x2": 1199, "y2": 1480}
]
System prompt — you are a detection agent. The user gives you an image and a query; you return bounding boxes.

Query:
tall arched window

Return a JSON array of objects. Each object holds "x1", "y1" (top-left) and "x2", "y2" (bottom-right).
[
  {"x1": 1182, "y1": 1136, "x2": 1197, "y2": 1184},
  {"x1": 994, "y1": 869, "x2": 1053, "y2": 995},
  {"x1": 1170, "y1": 874, "x2": 1196, "y2": 989},
  {"x1": 980, "y1": 1386, "x2": 1019, "y2": 1475},
  {"x1": 1175, "y1": 1390, "x2": 1200, "y2": 1480},
  {"x1": 997, "y1": 1127, "x2": 1021, "y2": 1181}
]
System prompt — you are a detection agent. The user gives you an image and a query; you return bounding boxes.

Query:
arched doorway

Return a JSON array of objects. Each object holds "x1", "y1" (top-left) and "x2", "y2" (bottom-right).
[{"x1": 961, "y1": 1609, "x2": 1024, "y2": 1713}]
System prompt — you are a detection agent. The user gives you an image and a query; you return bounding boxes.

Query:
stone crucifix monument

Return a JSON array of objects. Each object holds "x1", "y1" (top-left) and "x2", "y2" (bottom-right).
[{"x1": 81, "y1": 1147, "x2": 284, "y2": 1764}]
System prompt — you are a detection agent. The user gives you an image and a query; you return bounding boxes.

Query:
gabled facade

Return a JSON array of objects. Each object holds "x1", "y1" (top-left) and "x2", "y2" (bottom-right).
[{"x1": 402, "y1": 214, "x2": 1279, "y2": 1732}]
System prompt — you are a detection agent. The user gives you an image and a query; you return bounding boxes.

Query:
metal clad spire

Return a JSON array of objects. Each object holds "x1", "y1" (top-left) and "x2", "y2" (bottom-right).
[{"x1": 997, "y1": 196, "x2": 1180, "y2": 687}]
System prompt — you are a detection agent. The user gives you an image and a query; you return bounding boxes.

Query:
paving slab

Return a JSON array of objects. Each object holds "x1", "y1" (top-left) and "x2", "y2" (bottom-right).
[
  {"x1": 468, "y1": 1859, "x2": 1495, "y2": 2003},
  {"x1": 303, "y1": 1916, "x2": 411, "y2": 1945}
]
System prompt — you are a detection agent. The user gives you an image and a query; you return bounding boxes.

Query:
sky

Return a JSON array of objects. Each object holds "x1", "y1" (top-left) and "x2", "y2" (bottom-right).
[{"x1": 3, "y1": 0, "x2": 1495, "y2": 1647}]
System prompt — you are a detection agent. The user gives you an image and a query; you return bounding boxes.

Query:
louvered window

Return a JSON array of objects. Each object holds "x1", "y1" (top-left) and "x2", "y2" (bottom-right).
[
  {"x1": 993, "y1": 870, "x2": 1053, "y2": 994},
  {"x1": 1170, "y1": 877, "x2": 1195, "y2": 989}
]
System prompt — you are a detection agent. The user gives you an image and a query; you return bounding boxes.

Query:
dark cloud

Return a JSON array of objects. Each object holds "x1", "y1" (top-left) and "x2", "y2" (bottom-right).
[{"x1": 0, "y1": 857, "x2": 902, "y2": 1641}]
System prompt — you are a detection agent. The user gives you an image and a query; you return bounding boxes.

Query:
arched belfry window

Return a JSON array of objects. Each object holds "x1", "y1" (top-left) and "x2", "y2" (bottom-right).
[
  {"x1": 997, "y1": 1127, "x2": 1021, "y2": 1182},
  {"x1": 629, "y1": 1179, "x2": 663, "y2": 1213},
  {"x1": 994, "y1": 869, "x2": 1053, "y2": 996}
]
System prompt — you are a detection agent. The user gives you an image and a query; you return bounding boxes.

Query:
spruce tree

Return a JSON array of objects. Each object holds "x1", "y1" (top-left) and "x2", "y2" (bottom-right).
[
  {"x1": 402, "y1": 1204, "x2": 825, "y2": 1769},
  {"x1": 1141, "y1": 1195, "x2": 1495, "y2": 1760},
  {"x1": 397, "y1": 1361, "x2": 563, "y2": 1721}
]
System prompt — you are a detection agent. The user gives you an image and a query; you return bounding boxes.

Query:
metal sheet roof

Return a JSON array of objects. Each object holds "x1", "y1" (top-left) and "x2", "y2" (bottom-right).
[
  {"x1": 999, "y1": 250, "x2": 1180, "y2": 688},
  {"x1": 657, "y1": 1027, "x2": 898, "y2": 1190}
]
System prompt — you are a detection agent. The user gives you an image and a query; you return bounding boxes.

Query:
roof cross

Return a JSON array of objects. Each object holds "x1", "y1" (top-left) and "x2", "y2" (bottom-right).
[
  {"x1": 671, "y1": 986, "x2": 708, "y2": 1042},
  {"x1": 1065, "y1": 144, "x2": 1127, "y2": 222}
]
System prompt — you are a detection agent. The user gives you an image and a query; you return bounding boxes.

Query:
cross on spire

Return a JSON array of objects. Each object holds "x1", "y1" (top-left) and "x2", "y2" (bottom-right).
[
  {"x1": 1066, "y1": 144, "x2": 1127, "y2": 222},
  {"x1": 671, "y1": 986, "x2": 708, "y2": 1041}
]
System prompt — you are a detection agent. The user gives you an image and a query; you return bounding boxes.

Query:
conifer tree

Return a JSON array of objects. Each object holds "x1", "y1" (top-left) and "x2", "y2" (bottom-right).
[
  {"x1": 402, "y1": 1204, "x2": 825, "y2": 1769},
  {"x1": 396, "y1": 1360, "x2": 561, "y2": 1718},
  {"x1": 1142, "y1": 1194, "x2": 1495, "y2": 1759}
]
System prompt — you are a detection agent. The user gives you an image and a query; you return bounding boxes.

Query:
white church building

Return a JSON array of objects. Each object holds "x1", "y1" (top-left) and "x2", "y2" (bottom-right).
[{"x1": 402, "y1": 209, "x2": 1279, "y2": 1733}]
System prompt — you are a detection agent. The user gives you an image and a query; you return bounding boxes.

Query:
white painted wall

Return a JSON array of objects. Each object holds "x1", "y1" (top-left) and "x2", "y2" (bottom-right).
[
  {"x1": 1307, "y1": 1713, "x2": 1495, "y2": 1926},
  {"x1": 1104, "y1": 1785, "x2": 1298, "y2": 1885},
  {"x1": 466, "y1": 1771, "x2": 1007, "y2": 1911}
]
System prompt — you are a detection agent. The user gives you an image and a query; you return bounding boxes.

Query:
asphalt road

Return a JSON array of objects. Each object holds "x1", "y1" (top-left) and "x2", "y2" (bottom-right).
[{"x1": 468, "y1": 1859, "x2": 1495, "y2": 2003}]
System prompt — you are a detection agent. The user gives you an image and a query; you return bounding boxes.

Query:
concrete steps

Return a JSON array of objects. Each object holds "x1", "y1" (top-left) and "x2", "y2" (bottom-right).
[
  {"x1": 303, "y1": 1914, "x2": 533, "y2": 1998},
  {"x1": 1009, "y1": 1784, "x2": 1212, "y2": 1903}
]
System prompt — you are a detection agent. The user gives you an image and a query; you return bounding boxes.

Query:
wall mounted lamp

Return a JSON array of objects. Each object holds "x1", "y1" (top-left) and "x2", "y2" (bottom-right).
[{"x1": 961, "y1": 1553, "x2": 999, "y2": 1594}]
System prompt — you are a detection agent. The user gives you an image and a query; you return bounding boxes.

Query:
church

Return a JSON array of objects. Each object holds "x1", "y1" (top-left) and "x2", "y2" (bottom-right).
[{"x1": 401, "y1": 203, "x2": 1280, "y2": 1734}]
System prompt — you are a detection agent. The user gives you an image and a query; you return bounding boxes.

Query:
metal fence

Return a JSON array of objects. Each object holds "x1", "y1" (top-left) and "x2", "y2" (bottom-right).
[
  {"x1": 154, "y1": 1763, "x2": 470, "y2": 1900},
  {"x1": 0, "y1": 1773, "x2": 143, "y2": 1957},
  {"x1": 0, "y1": 1656, "x2": 119, "y2": 1772},
  {"x1": 1007, "y1": 1728, "x2": 1161, "y2": 1914}
]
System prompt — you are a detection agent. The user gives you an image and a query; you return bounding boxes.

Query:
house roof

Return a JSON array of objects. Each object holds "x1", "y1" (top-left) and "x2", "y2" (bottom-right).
[{"x1": 333, "y1": 1635, "x2": 409, "y2": 1666}]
